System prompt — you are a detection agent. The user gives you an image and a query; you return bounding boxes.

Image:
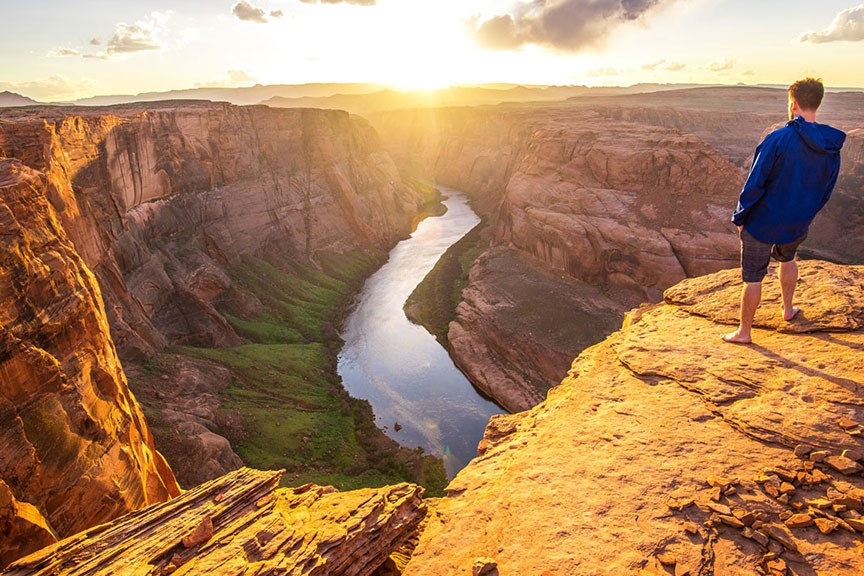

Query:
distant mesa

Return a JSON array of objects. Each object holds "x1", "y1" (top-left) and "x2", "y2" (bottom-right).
[{"x1": 0, "y1": 92, "x2": 41, "y2": 107}]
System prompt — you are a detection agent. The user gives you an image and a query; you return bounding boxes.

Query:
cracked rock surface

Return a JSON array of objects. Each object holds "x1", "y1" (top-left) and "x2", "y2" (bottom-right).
[{"x1": 405, "y1": 261, "x2": 864, "y2": 575}]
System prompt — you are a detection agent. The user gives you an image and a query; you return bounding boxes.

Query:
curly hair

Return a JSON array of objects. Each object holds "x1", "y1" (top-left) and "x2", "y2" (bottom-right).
[{"x1": 789, "y1": 78, "x2": 824, "y2": 111}]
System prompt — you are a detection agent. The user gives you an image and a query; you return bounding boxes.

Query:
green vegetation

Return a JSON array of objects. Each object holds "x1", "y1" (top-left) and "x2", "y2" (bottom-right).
[
  {"x1": 404, "y1": 222, "x2": 492, "y2": 344},
  {"x1": 173, "y1": 251, "x2": 447, "y2": 494}
]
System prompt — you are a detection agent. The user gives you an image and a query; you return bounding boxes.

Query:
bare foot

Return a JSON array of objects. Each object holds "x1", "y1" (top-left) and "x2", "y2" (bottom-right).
[
  {"x1": 722, "y1": 330, "x2": 752, "y2": 344},
  {"x1": 783, "y1": 306, "x2": 800, "y2": 321}
]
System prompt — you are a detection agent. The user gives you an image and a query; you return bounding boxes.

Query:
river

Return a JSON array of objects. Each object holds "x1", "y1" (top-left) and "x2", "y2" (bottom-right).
[{"x1": 337, "y1": 189, "x2": 503, "y2": 476}]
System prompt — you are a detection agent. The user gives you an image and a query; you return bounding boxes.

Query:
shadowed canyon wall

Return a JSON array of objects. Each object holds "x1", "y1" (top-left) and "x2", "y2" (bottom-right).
[{"x1": 371, "y1": 88, "x2": 864, "y2": 411}]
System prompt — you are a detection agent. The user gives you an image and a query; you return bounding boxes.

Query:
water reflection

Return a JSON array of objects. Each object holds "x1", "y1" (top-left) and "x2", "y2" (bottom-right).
[{"x1": 338, "y1": 189, "x2": 503, "y2": 476}]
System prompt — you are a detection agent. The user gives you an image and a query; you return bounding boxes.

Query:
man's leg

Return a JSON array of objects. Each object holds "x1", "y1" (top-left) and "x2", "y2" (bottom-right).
[
  {"x1": 724, "y1": 228, "x2": 770, "y2": 344},
  {"x1": 723, "y1": 281, "x2": 762, "y2": 343},
  {"x1": 779, "y1": 259, "x2": 799, "y2": 321}
]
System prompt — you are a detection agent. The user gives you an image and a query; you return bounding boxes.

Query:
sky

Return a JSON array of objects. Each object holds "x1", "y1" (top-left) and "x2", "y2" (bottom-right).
[{"x1": 1, "y1": 0, "x2": 863, "y2": 101}]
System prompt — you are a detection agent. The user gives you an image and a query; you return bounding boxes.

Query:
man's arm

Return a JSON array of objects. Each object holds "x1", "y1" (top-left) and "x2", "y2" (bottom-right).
[{"x1": 731, "y1": 136, "x2": 777, "y2": 227}]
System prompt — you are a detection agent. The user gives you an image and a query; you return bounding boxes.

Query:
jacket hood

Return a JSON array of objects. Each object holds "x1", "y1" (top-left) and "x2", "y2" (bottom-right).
[{"x1": 790, "y1": 116, "x2": 846, "y2": 154}]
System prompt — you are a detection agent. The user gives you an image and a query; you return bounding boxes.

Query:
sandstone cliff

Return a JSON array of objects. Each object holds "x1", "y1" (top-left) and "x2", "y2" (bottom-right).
[
  {"x1": 0, "y1": 102, "x2": 419, "y2": 359},
  {"x1": 406, "y1": 260, "x2": 864, "y2": 575},
  {"x1": 372, "y1": 89, "x2": 864, "y2": 411},
  {"x1": 0, "y1": 102, "x2": 425, "y2": 489},
  {"x1": 5, "y1": 467, "x2": 425, "y2": 576},
  {"x1": 0, "y1": 159, "x2": 180, "y2": 565}
]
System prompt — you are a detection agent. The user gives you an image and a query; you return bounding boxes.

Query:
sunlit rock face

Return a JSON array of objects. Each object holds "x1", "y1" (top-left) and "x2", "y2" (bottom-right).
[
  {"x1": 0, "y1": 102, "x2": 423, "y2": 492},
  {"x1": 5, "y1": 468, "x2": 427, "y2": 576},
  {"x1": 0, "y1": 159, "x2": 180, "y2": 567},
  {"x1": 406, "y1": 261, "x2": 864, "y2": 576},
  {"x1": 371, "y1": 91, "x2": 864, "y2": 411},
  {"x1": 0, "y1": 103, "x2": 420, "y2": 360}
]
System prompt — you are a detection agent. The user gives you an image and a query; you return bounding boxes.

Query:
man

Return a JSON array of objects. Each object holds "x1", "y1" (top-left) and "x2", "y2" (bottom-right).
[{"x1": 723, "y1": 78, "x2": 845, "y2": 344}]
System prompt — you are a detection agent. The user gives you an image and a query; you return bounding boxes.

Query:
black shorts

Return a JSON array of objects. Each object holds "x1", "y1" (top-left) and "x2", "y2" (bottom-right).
[{"x1": 740, "y1": 228, "x2": 805, "y2": 283}]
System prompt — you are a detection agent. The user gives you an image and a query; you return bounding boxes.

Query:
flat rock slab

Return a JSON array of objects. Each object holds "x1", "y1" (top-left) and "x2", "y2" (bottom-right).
[
  {"x1": 405, "y1": 261, "x2": 864, "y2": 576},
  {"x1": 5, "y1": 468, "x2": 426, "y2": 576},
  {"x1": 664, "y1": 260, "x2": 864, "y2": 332}
]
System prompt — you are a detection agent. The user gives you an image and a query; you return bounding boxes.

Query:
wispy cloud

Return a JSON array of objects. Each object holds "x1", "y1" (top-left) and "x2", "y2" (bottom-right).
[
  {"x1": 0, "y1": 75, "x2": 94, "y2": 101},
  {"x1": 707, "y1": 57, "x2": 736, "y2": 72},
  {"x1": 797, "y1": 4, "x2": 864, "y2": 43},
  {"x1": 299, "y1": 0, "x2": 376, "y2": 5},
  {"x1": 586, "y1": 67, "x2": 621, "y2": 77},
  {"x1": 47, "y1": 47, "x2": 81, "y2": 57},
  {"x1": 641, "y1": 58, "x2": 685, "y2": 71},
  {"x1": 228, "y1": 69, "x2": 257, "y2": 83},
  {"x1": 471, "y1": 0, "x2": 673, "y2": 52},
  {"x1": 49, "y1": 12, "x2": 176, "y2": 60}
]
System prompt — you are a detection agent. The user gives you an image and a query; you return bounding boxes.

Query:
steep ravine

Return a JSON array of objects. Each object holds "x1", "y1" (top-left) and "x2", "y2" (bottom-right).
[{"x1": 0, "y1": 102, "x2": 441, "y2": 529}]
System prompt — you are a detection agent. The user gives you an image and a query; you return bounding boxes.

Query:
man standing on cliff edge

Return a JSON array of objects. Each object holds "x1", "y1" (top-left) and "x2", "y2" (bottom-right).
[{"x1": 723, "y1": 78, "x2": 846, "y2": 344}]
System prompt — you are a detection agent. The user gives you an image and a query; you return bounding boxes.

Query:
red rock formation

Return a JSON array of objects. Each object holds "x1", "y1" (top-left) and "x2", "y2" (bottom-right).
[
  {"x1": 0, "y1": 102, "x2": 424, "y2": 489},
  {"x1": 0, "y1": 159, "x2": 180, "y2": 566},
  {"x1": 405, "y1": 261, "x2": 864, "y2": 575},
  {"x1": 0, "y1": 103, "x2": 420, "y2": 359},
  {"x1": 6, "y1": 467, "x2": 426, "y2": 576},
  {"x1": 371, "y1": 91, "x2": 864, "y2": 411}
]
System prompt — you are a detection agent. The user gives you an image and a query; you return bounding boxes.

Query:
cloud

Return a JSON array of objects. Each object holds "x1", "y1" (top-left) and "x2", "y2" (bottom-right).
[
  {"x1": 228, "y1": 69, "x2": 257, "y2": 82},
  {"x1": 707, "y1": 57, "x2": 736, "y2": 72},
  {"x1": 90, "y1": 38, "x2": 102, "y2": 46},
  {"x1": 797, "y1": 4, "x2": 864, "y2": 43},
  {"x1": 106, "y1": 12, "x2": 171, "y2": 55},
  {"x1": 48, "y1": 47, "x2": 81, "y2": 57},
  {"x1": 270, "y1": 9, "x2": 284, "y2": 17},
  {"x1": 0, "y1": 75, "x2": 94, "y2": 101},
  {"x1": 641, "y1": 58, "x2": 685, "y2": 71},
  {"x1": 107, "y1": 23, "x2": 161, "y2": 53},
  {"x1": 471, "y1": 0, "x2": 672, "y2": 52},
  {"x1": 299, "y1": 0, "x2": 376, "y2": 5},
  {"x1": 233, "y1": 1, "x2": 269, "y2": 23},
  {"x1": 586, "y1": 66, "x2": 621, "y2": 77}
]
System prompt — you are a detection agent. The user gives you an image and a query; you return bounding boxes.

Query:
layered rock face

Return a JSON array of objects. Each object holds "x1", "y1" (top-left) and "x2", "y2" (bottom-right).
[
  {"x1": 0, "y1": 159, "x2": 180, "y2": 565},
  {"x1": 6, "y1": 468, "x2": 426, "y2": 576},
  {"x1": 372, "y1": 90, "x2": 864, "y2": 411},
  {"x1": 0, "y1": 102, "x2": 419, "y2": 359},
  {"x1": 0, "y1": 103, "x2": 422, "y2": 488},
  {"x1": 406, "y1": 261, "x2": 864, "y2": 575}
]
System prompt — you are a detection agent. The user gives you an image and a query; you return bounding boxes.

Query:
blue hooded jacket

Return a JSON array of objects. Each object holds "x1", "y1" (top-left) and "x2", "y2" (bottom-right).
[{"x1": 732, "y1": 116, "x2": 846, "y2": 244}]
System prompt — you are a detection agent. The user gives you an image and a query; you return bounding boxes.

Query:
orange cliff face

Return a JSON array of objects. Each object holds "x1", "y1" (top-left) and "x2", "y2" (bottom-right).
[
  {"x1": 370, "y1": 92, "x2": 864, "y2": 412},
  {"x1": 405, "y1": 260, "x2": 864, "y2": 576},
  {"x1": 0, "y1": 102, "x2": 424, "y2": 490},
  {"x1": 0, "y1": 103, "x2": 419, "y2": 360},
  {"x1": 0, "y1": 159, "x2": 180, "y2": 566}
]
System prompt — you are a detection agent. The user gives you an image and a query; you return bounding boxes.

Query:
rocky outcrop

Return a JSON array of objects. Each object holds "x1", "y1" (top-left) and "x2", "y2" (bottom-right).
[
  {"x1": 405, "y1": 260, "x2": 864, "y2": 575},
  {"x1": 0, "y1": 159, "x2": 180, "y2": 565},
  {"x1": 448, "y1": 247, "x2": 624, "y2": 412},
  {"x1": 5, "y1": 467, "x2": 426, "y2": 576},
  {"x1": 371, "y1": 90, "x2": 864, "y2": 412}
]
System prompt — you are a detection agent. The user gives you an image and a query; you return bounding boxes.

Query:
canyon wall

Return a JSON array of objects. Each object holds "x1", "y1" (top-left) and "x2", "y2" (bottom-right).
[
  {"x1": 371, "y1": 90, "x2": 864, "y2": 411},
  {"x1": 0, "y1": 159, "x2": 180, "y2": 565},
  {"x1": 0, "y1": 102, "x2": 425, "y2": 490},
  {"x1": 0, "y1": 102, "x2": 428, "y2": 564},
  {"x1": 0, "y1": 103, "x2": 419, "y2": 359}
]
